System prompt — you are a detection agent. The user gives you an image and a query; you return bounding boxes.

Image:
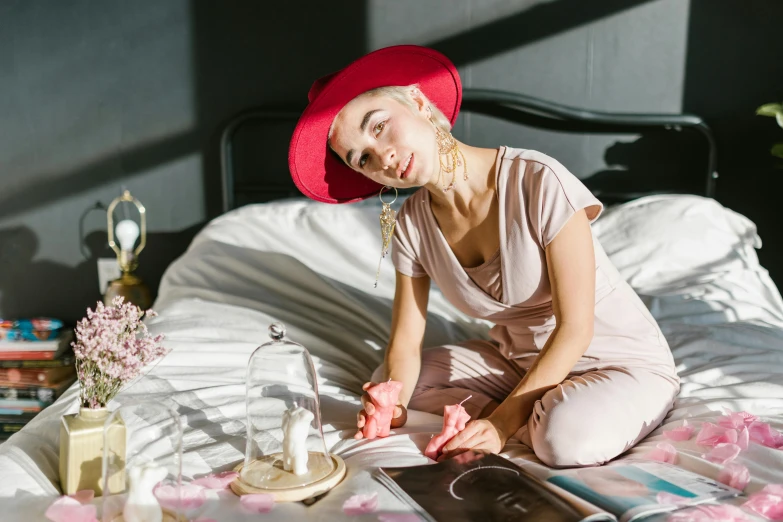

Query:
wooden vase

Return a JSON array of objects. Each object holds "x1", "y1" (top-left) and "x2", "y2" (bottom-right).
[{"x1": 59, "y1": 407, "x2": 126, "y2": 496}]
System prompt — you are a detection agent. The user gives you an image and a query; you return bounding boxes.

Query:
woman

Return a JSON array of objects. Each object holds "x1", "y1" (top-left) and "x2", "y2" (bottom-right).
[{"x1": 288, "y1": 45, "x2": 679, "y2": 468}]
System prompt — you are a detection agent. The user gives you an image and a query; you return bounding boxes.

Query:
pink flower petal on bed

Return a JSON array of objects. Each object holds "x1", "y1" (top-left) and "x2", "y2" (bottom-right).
[
  {"x1": 664, "y1": 420, "x2": 695, "y2": 441},
  {"x1": 742, "y1": 484, "x2": 783, "y2": 520},
  {"x1": 719, "y1": 410, "x2": 758, "y2": 429},
  {"x1": 737, "y1": 426, "x2": 749, "y2": 451},
  {"x1": 667, "y1": 503, "x2": 750, "y2": 522},
  {"x1": 696, "y1": 422, "x2": 738, "y2": 447},
  {"x1": 45, "y1": 496, "x2": 98, "y2": 522},
  {"x1": 656, "y1": 492, "x2": 690, "y2": 505},
  {"x1": 703, "y1": 443, "x2": 742, "y2": 464},
  {"x1": 153, "y1": 483, "x2": 206, "y2": 511},
  {"x1": 748, "y1": 421, "x2": 783, "y2": 449},
  {"x1": 192, "y1": 471, "x2": 239, "y2": 489},
  {"x1": 718, "y1": 462, "x2": 750, "y2": 491},
  {"x1": 240, "y1": 494, "x2": 275, "y2": 514},
  {"x1": 68, "y1": 490, "x2": 94, "y2": 505},
  {"x1": 645, "y1": 442, "x2": 678, "y2": 464},
  {"x1": 344, "y1": 492, "x2": 379, "y2": 515}
]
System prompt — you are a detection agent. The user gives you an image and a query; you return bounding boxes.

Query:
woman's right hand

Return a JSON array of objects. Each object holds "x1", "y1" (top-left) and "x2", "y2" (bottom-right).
[{"x1": 354, "y1": 381, "x2": 408, "y2": 440}]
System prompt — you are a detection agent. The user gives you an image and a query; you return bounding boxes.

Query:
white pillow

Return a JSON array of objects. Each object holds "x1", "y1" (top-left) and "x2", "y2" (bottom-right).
[{"x1": 592, "y1": 195, "x2": 762, "y2": 292}]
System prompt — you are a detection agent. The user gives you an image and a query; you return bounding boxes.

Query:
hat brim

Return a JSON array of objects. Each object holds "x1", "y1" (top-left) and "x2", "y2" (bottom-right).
[{"x1": 288, "y1": 45, "x2": 461, "y2": 204}]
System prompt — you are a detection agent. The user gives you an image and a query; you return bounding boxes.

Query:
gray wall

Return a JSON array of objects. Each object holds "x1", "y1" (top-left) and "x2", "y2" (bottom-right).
[
  {"x1": 370, "y1": 0, "x2": 690, "y2": 176},
  {"x1": 0, "y1": 0, "x2": 365, "y2": 323},
  {"x1": 1, "y1": 0, "x2": 781, "y2": 324}
]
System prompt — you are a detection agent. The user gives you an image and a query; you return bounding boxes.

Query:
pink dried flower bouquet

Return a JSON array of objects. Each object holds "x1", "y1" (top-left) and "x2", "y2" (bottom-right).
[{"x1": 72, "y1": 296, "x2": 168, "y2": 409}]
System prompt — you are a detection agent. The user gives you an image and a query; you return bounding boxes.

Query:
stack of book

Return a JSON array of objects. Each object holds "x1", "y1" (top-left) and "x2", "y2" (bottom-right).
[{"x1": 0, "y1": 319, "x2": 76, "y2": 440}]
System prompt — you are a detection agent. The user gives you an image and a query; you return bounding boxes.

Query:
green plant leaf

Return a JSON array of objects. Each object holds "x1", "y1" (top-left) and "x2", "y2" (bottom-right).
[
  {"x1": 757, "y1": 103, "x2": 783, "y2": 116},
  {"x1": 772, "y1": 143, "x2": 783, "y2": 159},
  {"x1": 777, "y1": 111, "x2": 783, "y2": 129}
]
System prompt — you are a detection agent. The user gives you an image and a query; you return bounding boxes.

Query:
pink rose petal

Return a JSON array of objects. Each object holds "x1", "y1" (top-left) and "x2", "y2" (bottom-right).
[
  {"x1": 718, "y1": 462, "x2": 750, "y2": 491},
  {"x1": 645, "y1": 442, "x2": 678, "y2": 464},
  {"x1": 664, "y1": 419, "x2": 695, "y2": 442},
  {"x1": 153, "y1": 483, "x2": 206, "y2": 511},
  {"x1": 240, "y1": 494, "x2": 275, "y2": 514},
  {"x1": 378, "y1": 515, "x2": 422, "y2": 522},
  {"x1": 719, "y1": 410, "x2": 758, "y2": 429},
  {"x1": 719, "y1": 409, "x2": 758, "y2": 426},
  {"x1": 742, "y1": 484, "x2": 783, "y2": 521},
  {"x1": 192, "y1": 471, "x2": 239, "y2": 489},
  {"x1": 737, "y1": 427, "x2": 749, "y2": 451},
  {"x1": 657, "y1": 491, "x2": 691, "y2": 505},
  {"x1": 68, "y1": 490, "x2": 94, "y2": 505},
  {"x1": 696, "y1": 422, "x2": 739, "y2": 447},
  {"x1": 748, "y1": 421, "x2": 783, "y2": 449},
  {"x1": 45, "y1": 496, "x2": 98, "y2": 522},
  {"x1": 703, "y1": 443, "x2": 742, "y2": 464},
  {"x1": 344, "y1": 492, "x2": 379, "y2": 515},
  {"x1": 667, "y1": 503, "x2": 750, "y2": 522}
]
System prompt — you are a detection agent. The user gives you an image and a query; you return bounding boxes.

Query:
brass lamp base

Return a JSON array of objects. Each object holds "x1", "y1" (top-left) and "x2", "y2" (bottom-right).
[{"x1": 104, "y1": 272, "x2": 151, "y2": 310}]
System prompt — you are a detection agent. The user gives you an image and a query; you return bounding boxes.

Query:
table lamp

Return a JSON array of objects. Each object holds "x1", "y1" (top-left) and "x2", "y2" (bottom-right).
[{"x1": 104, "y1": 190, "x2": 151, "y2": 310}]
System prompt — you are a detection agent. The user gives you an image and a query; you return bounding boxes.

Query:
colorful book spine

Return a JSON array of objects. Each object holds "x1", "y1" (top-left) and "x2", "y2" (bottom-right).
[
  {"x1": 0, "y1": 352, "x2": 75, "y2": 368},
  {"x1": 0, "y1": 398, "x2": 48, "y2": 413},
  {"x1": 0, "y1": 412, "x2": 38, "y2": 438},
  {"x1": 0, "y1": 378, "x2": 76, "y2": 404},
  {"x1": 0, "y1": 420, "x2": 27, "y2": 438},
  {"x1": 0, "y1": 365, "x2": 76, "y2": 386}
]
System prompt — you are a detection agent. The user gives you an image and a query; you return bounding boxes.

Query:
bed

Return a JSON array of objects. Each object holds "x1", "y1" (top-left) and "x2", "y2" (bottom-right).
[{"x1": 2, "y1": 89, "x2": 782, "y2": 521}]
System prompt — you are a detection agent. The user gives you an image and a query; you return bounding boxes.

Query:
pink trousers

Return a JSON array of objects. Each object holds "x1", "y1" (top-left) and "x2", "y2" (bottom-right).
[{"x1": 372, "y1": 340, "x2": 679, "y2": 468}]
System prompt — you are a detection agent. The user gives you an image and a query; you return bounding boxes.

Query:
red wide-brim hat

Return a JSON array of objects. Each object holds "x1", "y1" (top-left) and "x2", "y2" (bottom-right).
[{"x1": 288, "y1": 45, "x2": 462, "y2": 204}]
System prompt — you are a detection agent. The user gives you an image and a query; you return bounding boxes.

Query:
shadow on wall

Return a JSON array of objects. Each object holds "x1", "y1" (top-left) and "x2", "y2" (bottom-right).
[
  {"x1": 189, "y1": 0, "x2": 369, "y2": 219},
  {"x1": 0, "y1": 226, "x2": 102, "y2": 325},
  {"x1": 584, "y1": 131, "x2": 708, "y2": 203},
  {"x1": 0, "y1": 1, "x2": 368, "y2": 321},
  {"x1": 0, "y1": 223, "x2": 202, "y2": 324},
  {"x1": 425, "y1": 0, "x2": 658, "y2": 67},
  {"x1": 683, "y1": 0, "x2": 783, "y2": 288}
]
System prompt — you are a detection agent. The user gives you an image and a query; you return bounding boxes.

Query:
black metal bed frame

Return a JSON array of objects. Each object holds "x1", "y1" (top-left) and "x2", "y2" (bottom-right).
[{"x1": 220, "y1": 88, "x2": 717, "y2": 213}]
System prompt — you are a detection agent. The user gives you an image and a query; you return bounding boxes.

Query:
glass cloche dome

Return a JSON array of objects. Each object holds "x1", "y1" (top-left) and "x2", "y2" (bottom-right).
[
  {"x1": 100, "y1": 401, "x2": 198, "y2": 522},
  {"x1": 230, "y1": 322, "x2": 346, "y2": 501}
]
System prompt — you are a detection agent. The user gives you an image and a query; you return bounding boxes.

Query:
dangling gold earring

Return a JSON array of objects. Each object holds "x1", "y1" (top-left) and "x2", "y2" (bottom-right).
[
  {"x1": 374, "y1": 185, "x2": 398, "y2": 288},
  {"x1": 430, "y1": 117, "x2": 468, "y2": 192}
]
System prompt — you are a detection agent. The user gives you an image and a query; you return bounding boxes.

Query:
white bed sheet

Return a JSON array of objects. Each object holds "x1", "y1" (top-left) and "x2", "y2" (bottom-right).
[{"x1": 2, "y1": 195, "x2": 782, "y2": 521}]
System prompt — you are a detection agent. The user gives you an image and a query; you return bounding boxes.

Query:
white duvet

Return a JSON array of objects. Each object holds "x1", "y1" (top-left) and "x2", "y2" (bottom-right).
[{"x1": 2, "y1": 194, "x2": 782, "y2": 521}]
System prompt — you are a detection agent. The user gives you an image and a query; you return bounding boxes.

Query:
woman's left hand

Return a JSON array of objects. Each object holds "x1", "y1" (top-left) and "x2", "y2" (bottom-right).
[{"x1": 436, "y1": 418, "x2": 509, "y2": 462}]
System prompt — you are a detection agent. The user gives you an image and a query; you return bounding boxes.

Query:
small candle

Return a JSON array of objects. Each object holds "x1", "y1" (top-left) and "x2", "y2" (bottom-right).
[
  {"x1": 282, "y1": 405, "x2": 314, "y2": 476},
  {"x1": 424, "y1": 396, "x2": 472, "y2": 460},
  {"x1": 124, "y1": 463, "x2": 169, "y2": 522},
  {"x1": 363, "y1": 380, "x2": 403, "y2": 439}
]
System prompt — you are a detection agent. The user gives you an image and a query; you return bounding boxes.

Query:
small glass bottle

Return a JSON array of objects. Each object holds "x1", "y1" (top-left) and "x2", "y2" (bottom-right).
[{"x1": 100, "y1": 401, "x2": 197, "y2": 522}]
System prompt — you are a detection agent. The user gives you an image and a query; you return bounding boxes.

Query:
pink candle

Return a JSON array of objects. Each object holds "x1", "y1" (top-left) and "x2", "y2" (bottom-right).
[
  {"x1": 362, "y1": 380, "x2": 403, "y2": 439},
  {"x1": 424, "y1": 396, "x2": 471, "y2": 460}
]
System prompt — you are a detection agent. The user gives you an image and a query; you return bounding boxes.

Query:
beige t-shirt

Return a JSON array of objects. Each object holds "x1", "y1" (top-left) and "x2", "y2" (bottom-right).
[{"x1": 392, "y1": 147, "x2": 677, "y2": 380}]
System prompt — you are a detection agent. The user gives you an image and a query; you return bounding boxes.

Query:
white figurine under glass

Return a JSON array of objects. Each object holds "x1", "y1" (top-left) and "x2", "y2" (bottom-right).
[
  {"x1": 231, "y1": 322, "x2": 346, "y2": 501},
  {"x1": 100, "y1": 401, "x2": 196, "y2": 522}
]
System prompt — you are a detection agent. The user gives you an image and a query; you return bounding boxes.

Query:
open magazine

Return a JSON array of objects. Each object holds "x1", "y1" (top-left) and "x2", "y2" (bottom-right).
[{"x1": 374, "y1": 451, "x2": 741, "y2": 522}]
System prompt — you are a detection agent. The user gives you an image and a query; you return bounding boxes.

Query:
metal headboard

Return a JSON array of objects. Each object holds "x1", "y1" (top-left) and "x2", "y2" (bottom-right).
[{"x1": 221, "y1": 88, "x2": 717, "y2": 213}]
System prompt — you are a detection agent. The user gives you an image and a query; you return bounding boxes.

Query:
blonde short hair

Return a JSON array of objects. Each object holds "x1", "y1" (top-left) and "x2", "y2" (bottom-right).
[
  {"x1": 327, "y1": 84, "x2": 452, "y2": 144},
  {"x1": 363, "y1": 84, "x2": 452, "y2": 134}
]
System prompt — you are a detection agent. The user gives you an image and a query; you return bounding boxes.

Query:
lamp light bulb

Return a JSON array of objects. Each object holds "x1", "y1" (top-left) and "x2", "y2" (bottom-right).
[{"x1": 115, "y1": 219, "x2": 140, "y2": 251}]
